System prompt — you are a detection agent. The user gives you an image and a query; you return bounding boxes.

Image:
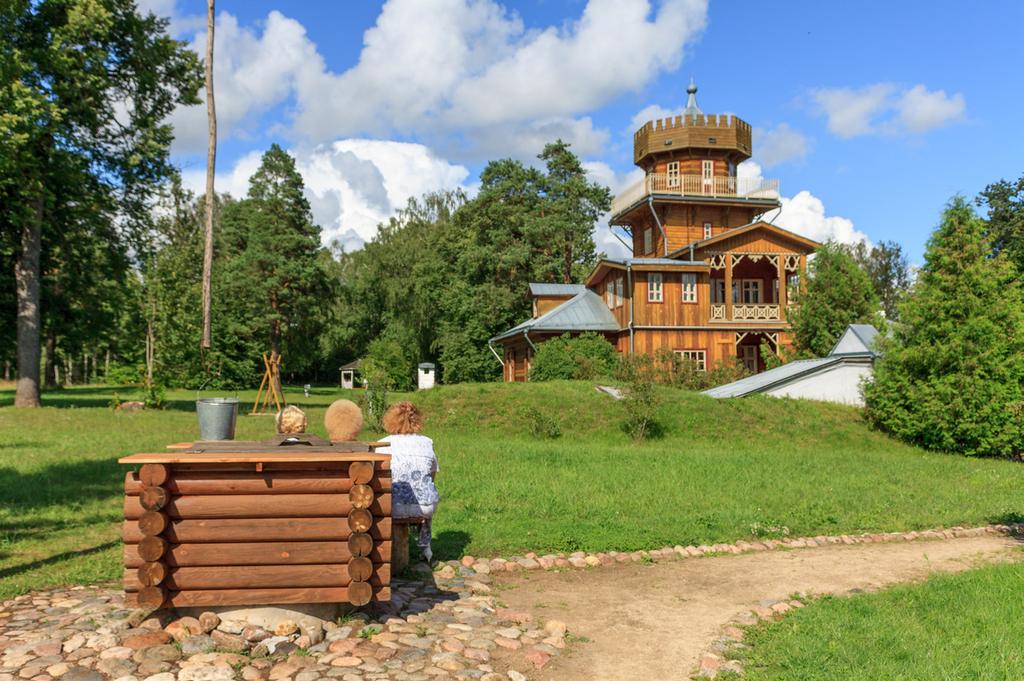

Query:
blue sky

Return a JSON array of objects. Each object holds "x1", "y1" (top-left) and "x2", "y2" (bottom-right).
[{"x1": 147, "y1": 0, "x2": 1024, "y2": 262}]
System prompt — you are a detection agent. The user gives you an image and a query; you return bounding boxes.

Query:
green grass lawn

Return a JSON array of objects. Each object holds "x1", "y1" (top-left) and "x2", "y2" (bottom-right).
[
  {"x1": 737, "y1": 560, "x2": 1024, "y2": 679},
  {"x1": 1, "y1": 380, "x2": 1023, "y2": 599}
]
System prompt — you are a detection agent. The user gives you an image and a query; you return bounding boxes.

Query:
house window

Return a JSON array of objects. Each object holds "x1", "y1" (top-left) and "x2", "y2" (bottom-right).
[
  {"x1": 712, "y1": 279, "x2": 726, "y2": 304},
  {"x1": 675, "y1": 350, "x2": 707, "y2": 371},
  {"x1": 648, "y1": 273, "x2": 663, "y2": 302},
  {"x1": 702, "y1": 160, "x2": 714, "y2": 193},
  {"x1": 667, "y1": 161, "x2": 680, "y2": 188},
  {"x1": 681, "y1": 273, "x2": 697, "y2": 303},
  {"x1": 741, "y1": 279, "x2": 763, "y2": 304},
  {"x1": 703, "y1": 222, "x2": 712, "y2": 239},
  {"x1": 643, "y1": 228, "x2": 653, "y2": 254},
  {"x1": 615, "y1": 277, "x2": 624, "y2": 308},
  {"x1": 605, "y1": 284, "x2": 614, "y2": 309}
]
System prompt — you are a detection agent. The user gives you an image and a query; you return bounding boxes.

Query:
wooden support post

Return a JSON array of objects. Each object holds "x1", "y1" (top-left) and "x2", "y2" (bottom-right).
[
  {"x1": 724, "y1": 253, "x2": 733, "y2": 321},
  {"x1": 392, "y1": 522, "x2": 410, "y2": 574},
  {"x1": 777, "y1": 254, "x2": 787, "y2": 321}
]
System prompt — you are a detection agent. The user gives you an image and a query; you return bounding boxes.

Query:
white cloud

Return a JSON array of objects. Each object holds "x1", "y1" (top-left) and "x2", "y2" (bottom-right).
[
  {"x1": 895, "y1": 85, "x2": 965, "y2": 133},
  {"x1": 754, "y1": 123, "x2": 810, "y2": 167},
  {"x1": 182, "y1": 140, "x2": 470, "y2": 249},
  {"x1": 739, "y1": 161, "x2": 867, "y2": 245},
  {"x1": 812, "y1": 83, "x2": 965, "y2": 138},
  {"x1": 163, "y1": 0, "x2": 708, "y2": 161},
  {"x1": 630, "y1": 103, "x2": 677, "y2": 132},
  {"x1": 169, "y1": 11, "x2": 320, "y2": 154}
]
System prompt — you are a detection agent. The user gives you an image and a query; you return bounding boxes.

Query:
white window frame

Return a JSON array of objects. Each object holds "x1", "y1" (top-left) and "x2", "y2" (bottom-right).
[
  {"x1": 647, "y1": 273, "x2": 663, "y2": 303},
  {"x1": 702, "y1": 160, "x2": 714, "y2": 193},
  {"x1": 681, "y1": 272, "x2": 697, "y2": 303},
  {"x1": 741, "y1": 279, "x2": 763, "y2": 304},
  {"x1": 605, "y1": 284, "x2": 614, "y2": 309},
  {"x1": 666, "y1": 161, "x2": 680, "y2": 188},
  {"x1": 643, "y1": 228, "x2": 653, "y2": 254},
  {"x1": 703, "y1": 222, "x2": 712, "y2": 240},
  {"x1": 615, "y1": 277, "x2": 624, "y2": 308},
  {"x1": 675, "y1": 349, "x2": 707, "y2": 372}
]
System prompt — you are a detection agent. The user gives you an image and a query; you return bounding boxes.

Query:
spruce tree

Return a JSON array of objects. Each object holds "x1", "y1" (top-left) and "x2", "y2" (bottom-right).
[
  {"x1": 864, "y1": 197, "x2": 1024, "y2": 458},
  {"x1": 789, "y1": 241, "x2": 882, "y2": 357}
]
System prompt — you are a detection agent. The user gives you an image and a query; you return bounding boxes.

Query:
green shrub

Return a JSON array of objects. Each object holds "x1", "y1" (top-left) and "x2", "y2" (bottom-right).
[
  {"x1": 365, "y1": 336, "x2": 416, "y2": 392},
  {"x1": 529, "y1": 332, "x2": 617, "y2": 381},
  {"x1": 105, "y1": 363, "x2": 143, "y2": 386},
  {"x1": 864, "y1": 198, "x2": 1024, "y2": 458},
  {"x1": 619, "y1": 350, "x2": 749, "y2": 391},
  {"x1": 521, "y1": 406, "x2": 561, "y2": 439},
  {"x1": 621, "y1": 376, "x2": 661, "y2": 442}
]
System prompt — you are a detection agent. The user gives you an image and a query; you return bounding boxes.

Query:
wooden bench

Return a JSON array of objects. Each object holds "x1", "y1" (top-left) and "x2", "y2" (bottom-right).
[{"x1": 391, "y1": 518, "x2": 426, "y2": 573}]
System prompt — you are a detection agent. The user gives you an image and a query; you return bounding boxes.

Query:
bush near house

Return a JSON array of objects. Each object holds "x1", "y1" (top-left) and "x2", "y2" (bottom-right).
[
  {"x1": 529, "y1": 332, "x2": 618, "y2": 381},
  {"x1": 864, "y1": 198, "x2": 1024, "y2": 458}
]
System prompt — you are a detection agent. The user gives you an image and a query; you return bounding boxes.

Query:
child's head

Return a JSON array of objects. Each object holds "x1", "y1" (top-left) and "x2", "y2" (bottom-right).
[
  {"x1": 324, "y1": 399, "x2": 364, "y2": 442},
  {"x1": 275, "y1": 405, "x2": 308, "y2": 434},
  {"x1": 382, "y1": 401, "x2": 422, "y2": 435}
]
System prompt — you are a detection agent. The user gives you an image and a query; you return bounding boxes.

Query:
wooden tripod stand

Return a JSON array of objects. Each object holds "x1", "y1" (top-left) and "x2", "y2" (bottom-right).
[{"x1": 251, "y1": 351, "x2": 284, "y2": 415}]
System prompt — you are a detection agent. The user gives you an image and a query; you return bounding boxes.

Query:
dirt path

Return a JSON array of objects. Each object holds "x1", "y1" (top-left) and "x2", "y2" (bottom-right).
[{"x1": 496, "y1": 535, "x2": 1022, "y2": 680}]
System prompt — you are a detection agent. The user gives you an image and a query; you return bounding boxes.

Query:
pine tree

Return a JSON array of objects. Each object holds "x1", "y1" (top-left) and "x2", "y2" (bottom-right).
[
  {"x1": 789, "y1": 241, "x2": 883, "y2": 357},
  {"x1": 219, "y1": 145, "x2": 332, "y2": 383},
  {"x1": 863, "y1": 197, "x2": 1024, "y2": 458}
]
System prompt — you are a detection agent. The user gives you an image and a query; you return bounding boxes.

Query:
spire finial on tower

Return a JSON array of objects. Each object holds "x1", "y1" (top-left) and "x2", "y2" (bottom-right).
[{"x1": 683, "y1": 77, "x2": 702, "y2": 119}]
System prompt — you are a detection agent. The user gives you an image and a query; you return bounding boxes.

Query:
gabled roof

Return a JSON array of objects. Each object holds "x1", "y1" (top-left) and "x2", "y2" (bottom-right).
[
  {"x1": 529, "y1": 283, "x2": 586, "y2": 297},
  {"x1": 830, "y1": 324, "x2": 879, "y2": 356},
  {"x1": 490, "y1": 290, "x2": 620, "y2": 343},
  {"x1": 703, "y1": 324, "x2": 880, "y2": 399},
  {"x1": 671, "y1": 220, "x2": 820, "y2": 258}
]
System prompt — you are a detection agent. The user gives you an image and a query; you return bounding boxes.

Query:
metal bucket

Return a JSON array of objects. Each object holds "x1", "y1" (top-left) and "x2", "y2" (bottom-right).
[{"x1": 196, "y1": 397, "x2": 239, "y2": 440}]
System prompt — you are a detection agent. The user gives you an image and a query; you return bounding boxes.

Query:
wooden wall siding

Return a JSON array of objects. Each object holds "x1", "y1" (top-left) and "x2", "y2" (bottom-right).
[
  {"x1": 122, "y1": 460, "x2": 392, "y2": 610},
  {"x1": 630, "y1": 329, "x2": 795, "y2": 367},
  {"x1": 534, "y1": 296, "x2": 570, "y2": 317},
  {"x1": 632, "y1": 271, "x2": 709, "y2": 327},
  {"x1": 502, "y1": 342, "x2": 532, "y2": 382},
  {"x1": 633, "y1": 114, "x2": 752, "y2": 166},
  {"x1": 661, "y1": 204, "x2": 762, "y2": 254},
  {"x1": 699, "y1": 229, "x2": 816, "y2": 255}
]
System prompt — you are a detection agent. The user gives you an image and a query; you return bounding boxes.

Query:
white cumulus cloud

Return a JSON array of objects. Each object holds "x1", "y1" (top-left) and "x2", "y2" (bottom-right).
[
  {"x1": 182, "y1": 140, "x2": 470, "y2": 250},
  {"x1": 811, "y1": 83, "x2": 965, "y2": 138},
  {"x1": 738, "y1": 161, "x2": 867, "y2": 245},
  {"x1": 754, "y1": 123, "x2": 810, "y2": 167}
]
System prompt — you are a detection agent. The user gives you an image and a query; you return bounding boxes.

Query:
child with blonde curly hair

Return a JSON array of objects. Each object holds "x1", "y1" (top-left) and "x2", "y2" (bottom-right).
[{"x1": 376, "y1": 401, "x2": 439, "y2": 562}]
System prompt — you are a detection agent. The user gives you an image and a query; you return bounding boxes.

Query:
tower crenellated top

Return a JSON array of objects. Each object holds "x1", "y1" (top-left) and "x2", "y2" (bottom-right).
[{"x1": 633, "y1": 82, "x2": 752, "y2": 167}]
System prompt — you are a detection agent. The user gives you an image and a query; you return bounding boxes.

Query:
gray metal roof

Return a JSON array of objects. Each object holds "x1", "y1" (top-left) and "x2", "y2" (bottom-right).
[
  {"x1": 830, "y1": 324, "x2": 879, "y2": 355},
  {"x1": 704, "y1": 324, "x2": 881, "y2": 399},
  {"x1": 490, "y1": 290, "x2": 620, "y2": 343},
  {"x1": 703, "y1": 356, "x2": 844, "y2": 398},
  {"x1": 529, "y1": 283, "x2": 586, "y2": 296}
]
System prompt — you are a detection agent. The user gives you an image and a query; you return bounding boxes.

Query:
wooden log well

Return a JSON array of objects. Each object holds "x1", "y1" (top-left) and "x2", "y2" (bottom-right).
[{"x1": 120, "y1": 448, "x2": 392, "y2": 609}]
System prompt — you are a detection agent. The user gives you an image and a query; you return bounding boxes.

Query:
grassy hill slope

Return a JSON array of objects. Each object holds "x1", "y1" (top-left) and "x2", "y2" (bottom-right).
[{"x1": 1, "y1": 381, "x2": 1022, "y2": 596}]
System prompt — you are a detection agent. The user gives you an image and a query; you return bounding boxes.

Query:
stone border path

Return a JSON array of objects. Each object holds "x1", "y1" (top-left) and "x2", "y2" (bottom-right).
[{"x1": 1, "y1": 523, "x2": 1021, "y2": 681}]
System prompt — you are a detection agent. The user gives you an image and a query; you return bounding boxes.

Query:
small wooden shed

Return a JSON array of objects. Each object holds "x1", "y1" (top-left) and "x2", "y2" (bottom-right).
[{"x1": 339, "y1": 360, "x2": 362, "y2": 390}]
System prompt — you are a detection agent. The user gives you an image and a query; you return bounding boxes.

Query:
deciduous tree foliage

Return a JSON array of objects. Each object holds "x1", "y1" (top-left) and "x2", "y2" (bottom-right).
[
  {"x1": 864, "y1": 198, "x2": 1024, "y2": 458},
  {"x1": 977, "y1": 173, "x2": 1024, "y2": 274},
  {"x1": 847, "y1": 240, "x2": 911, "y2": 320},
  {"x1": 789, "y1": 242, "x2": 883, "y2": 357},
  {"x1": 1, "y1": 0, "x2": 201, "y2": 405}
]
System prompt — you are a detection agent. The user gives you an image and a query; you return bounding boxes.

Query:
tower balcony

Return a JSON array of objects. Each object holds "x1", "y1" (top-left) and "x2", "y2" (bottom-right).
[{"x1": 610, "y1": 173, "x2": 780, "y2": 220}]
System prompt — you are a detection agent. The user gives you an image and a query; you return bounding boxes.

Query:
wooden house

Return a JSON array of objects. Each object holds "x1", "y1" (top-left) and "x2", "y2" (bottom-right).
[{"x1": 491, "y1": 82, "x2": 819, "y2": 380}]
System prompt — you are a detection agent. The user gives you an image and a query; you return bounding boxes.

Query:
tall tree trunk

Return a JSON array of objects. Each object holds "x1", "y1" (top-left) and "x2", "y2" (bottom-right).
[
  {"x1": 3, "y1": 360, "x2": 10, "y2": 382},
  {"x1": 14, "y1": 196, "x2": 43, "y2": 407},
  {"x1": 44, "y1": 331, "x2": 57, "y2": 388},
  {"x1": 200, "y1": 0, "x2": 217, "y2": 349},
  {"x1": 270, "y1": 319, "x2": 282, "y2": 399}
]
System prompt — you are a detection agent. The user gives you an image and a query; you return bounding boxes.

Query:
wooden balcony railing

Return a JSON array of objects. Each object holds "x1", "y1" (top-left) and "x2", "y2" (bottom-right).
[
  {"x1": 611, "y1": 173, "x2": 780, "y2": 216},
  {"x1": 710, "y1": 304, "x2": 781, "y2": 322}
]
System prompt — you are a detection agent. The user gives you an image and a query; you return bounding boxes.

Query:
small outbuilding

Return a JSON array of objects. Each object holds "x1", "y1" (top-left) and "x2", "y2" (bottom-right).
[
  {"x1": 418, "y1": 363, "x2": 436, "y2": 390},
  {"x1": 703, "y1": 324, "x2": 880, "y2": 406},
  {"x1": 339, "y1": 360, "x2": 362, "y2": 390}
]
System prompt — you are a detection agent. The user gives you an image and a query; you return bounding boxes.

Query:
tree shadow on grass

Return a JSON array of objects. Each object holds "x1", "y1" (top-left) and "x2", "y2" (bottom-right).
[
  {"x1": 0, "y1": 540, "x2": 119, "y2": 581},
  {"x1": 432, "y1": 530, "x2": 471, "y2": 562},
  {"x1": 0, "y1": 457, "x2": 125, "y2": 514}
]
